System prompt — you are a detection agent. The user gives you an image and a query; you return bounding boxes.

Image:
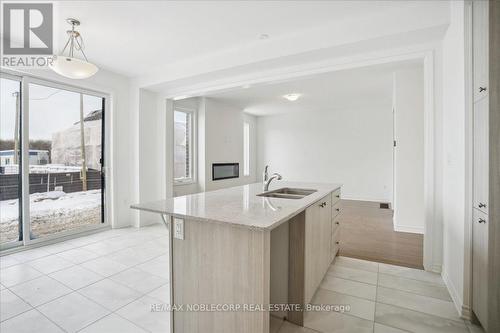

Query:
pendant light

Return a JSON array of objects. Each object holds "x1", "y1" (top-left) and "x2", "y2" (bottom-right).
[{"x1": 50, "y1": 18, "x2": 98, "y2": 79}]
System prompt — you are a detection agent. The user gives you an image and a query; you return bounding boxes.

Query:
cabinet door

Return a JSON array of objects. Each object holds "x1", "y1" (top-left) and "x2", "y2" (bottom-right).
[
  {"x1": 472, "y1": 208, "x2": 488, "y2": 328},
  {"x1": 473, "y1": 0, "x2": 489, "y2": 102},
  {"x1": 331, "y1": 227, "x2": 340, "y2": 259},
  {"x1": 320, "y1": 194, "x2": 333, "y2": 273},
  {"x1": 304, "y1": 194, "x2": 332, "y2": 303},
  {"x1": 331, "y1": 216, "x2": 340, "y2": 261},
  {"x1": 473, "y1": 97, "x2": 489, "y2": 213},
  {"x1": 304, "y1": 199, "x2": 322, "y2": 303},
  {"x1": 332, "y1": 201, "x2": 341, "y2": 219}
]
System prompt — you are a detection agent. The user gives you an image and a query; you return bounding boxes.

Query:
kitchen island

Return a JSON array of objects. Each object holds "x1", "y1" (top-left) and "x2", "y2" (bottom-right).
[{"x1": 132, "y1": 181, "x2": 342, "y2": 333}]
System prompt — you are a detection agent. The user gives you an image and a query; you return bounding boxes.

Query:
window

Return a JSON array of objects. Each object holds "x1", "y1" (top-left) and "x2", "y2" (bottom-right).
[
  {"x1": 243, "y1": 121, "x2": 250, "y2": 176},
  {"x1": 174, "y1": 109, "x2": 194, "y2": 182}
]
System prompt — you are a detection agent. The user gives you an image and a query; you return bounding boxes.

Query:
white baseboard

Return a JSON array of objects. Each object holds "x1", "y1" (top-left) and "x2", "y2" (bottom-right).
[
  {"x1": 461, "y1": 304, "x2": 472, "y2": 321},
  {"x1": 430, "y1": 264, "x2": 442, "y2": 274},
  {"x1": 393, "y1": 224, "x2": 424, "y2": 234},
  {"x1": 442, "y1": 269, "x2": 464, "y2": 318}
]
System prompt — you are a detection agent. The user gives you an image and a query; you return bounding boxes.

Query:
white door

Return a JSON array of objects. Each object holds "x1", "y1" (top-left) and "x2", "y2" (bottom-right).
[
  {"x1": 473, "y1": 0, "x2": 489, "y2": 102},
  {"x1": 472, "y1": 208, "x2": 488, "y2": 328},
  {"x1": 392, "y1": 68, "x2": 425, "y2": 231},
  {"x1": 473, "y1": 97, "x2": 489, "y2": 214}
]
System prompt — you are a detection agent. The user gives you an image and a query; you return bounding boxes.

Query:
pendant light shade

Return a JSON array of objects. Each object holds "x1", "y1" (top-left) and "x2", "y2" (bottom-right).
[
  {"x1": 50, "y1": 18, "x2": 98, "y2": 79},
  {"x1": 51, "y1": 56, "x2": 98, "y2": 79}
]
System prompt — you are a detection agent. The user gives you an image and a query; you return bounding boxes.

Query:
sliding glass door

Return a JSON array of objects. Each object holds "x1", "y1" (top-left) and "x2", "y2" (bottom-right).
[
  {"x1": 0, "y1": 76, "x2": 22, "y2": 247},
  {"x1": 0, "y1": 74, "x2": 107, "y2": 248},
  {"x1": 27, "y1": 83, "x2": 105, "y2": 240}
]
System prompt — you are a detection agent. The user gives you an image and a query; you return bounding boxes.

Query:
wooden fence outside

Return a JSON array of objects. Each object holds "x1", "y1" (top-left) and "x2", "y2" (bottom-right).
[{"x1": 0, "y1": 170, "x2": 102, "y2": 201}]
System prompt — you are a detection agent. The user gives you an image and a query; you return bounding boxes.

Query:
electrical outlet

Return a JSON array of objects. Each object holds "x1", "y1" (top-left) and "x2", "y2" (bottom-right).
[{"x1": 173, "y1": 218, "x2": 184, "y2": 240}]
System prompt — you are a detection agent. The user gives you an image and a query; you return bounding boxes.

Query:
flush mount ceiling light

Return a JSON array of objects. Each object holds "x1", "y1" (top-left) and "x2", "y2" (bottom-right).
[
  {"x1": 173, "y1": 95, "x2": 190, "y2": 101},
  {"x1": 283, "y1": 93, "x2": 301, "y2": 101},
  {"x1": 50, "y1": 18, "x2": 98, "y2": 79}
]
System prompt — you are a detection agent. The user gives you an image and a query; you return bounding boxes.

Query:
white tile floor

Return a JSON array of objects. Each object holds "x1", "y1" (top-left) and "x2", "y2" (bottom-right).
[
  {"x1": 272, "y1": 256, "x2": 485, "y2": 333},
  {"x1": 0, "y1": 226, "x2": 485, "y2": 333},
  {"x1": 0, "y1": 224, "x2": 170, "y2": 333}
]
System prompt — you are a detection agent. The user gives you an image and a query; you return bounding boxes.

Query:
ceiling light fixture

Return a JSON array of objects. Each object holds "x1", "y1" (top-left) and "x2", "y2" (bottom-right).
[
  {"x1": 173, "y1": 95, "x2": 190, "y2": 101},
  {"x1": 283, "y1": 93, "x2": 301, "y2": 101},
  {"x1": 259, "y1": 34, "x2": 270, "y2": 40},
  {"x1": 50, "y1": 18, "x2": 98, "y2": 79}
]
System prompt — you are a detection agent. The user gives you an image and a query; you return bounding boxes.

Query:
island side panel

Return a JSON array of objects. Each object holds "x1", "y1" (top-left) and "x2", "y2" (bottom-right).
[
  {"x1": 287, "y1": 211, "x2": 306, "y2": 326},
  {"x1": 173, "y1": 219, "x2": 271, "y2": 333}
]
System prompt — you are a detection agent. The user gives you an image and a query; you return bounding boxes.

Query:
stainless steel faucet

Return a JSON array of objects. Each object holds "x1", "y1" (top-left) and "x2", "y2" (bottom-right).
[
  {"x1": 263, "y1": 172, "x2": 282, "y2": 191},
  {"x1": 263, "y1": 165, "x2": 269, "y2": 184}
]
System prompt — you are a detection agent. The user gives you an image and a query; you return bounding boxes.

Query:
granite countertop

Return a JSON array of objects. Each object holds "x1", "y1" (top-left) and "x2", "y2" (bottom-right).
[{"x1": 131, "y1": 181, "x2": 341, "y2": 230}]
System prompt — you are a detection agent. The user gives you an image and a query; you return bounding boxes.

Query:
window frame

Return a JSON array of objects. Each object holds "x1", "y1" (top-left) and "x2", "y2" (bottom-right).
[
  {"x1": 173, "y1": 107, "x2": 196, "y2": 185},
  {"x1": 0, "y1": 72, "x2": 23, "y2": 250}
]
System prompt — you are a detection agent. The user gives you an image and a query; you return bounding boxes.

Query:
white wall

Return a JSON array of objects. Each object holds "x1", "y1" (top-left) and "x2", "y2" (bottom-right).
[
  {"x1": 134, "y1": 89, "x2": 169, "y2": 227},
  {"x1": 440, "y1": 0, "x2": 467, "y2": 314},
  {"x1": 393, "y1": 66, "x2": 425, "y2": 233},
  {"x1": 203, "y1": 98, "x2": 257, "y2": 191},
  {"x1": 256, "y1": 103, "x2": 393, "y2": 202},
  {"x1": 173, "y1": 97, "x2": 257, "y2": 196}
]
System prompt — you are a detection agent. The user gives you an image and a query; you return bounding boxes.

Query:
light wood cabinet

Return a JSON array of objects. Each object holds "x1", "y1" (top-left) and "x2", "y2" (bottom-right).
[
  {"x1": 473, "y1": 0, "x2": 489, "y2": 102},
  {"x1": 331, "y1": 201, "x2": 341, "y2": 261},
  {"x1": 320, "y1": 194, "x2": 333, "y2": 274},
  {"x1": 304, "y1": 193, "x2": 334, "y2": 303},
  {"x1": 331, "y1": 217, "x2": 340, "y2": 260},
  {"x1": 472, "y1": 208, "x2": 488, "y2": 328},
  {"x1": 331, "y1": 227, "x2": 340, "y2": 260},
  {"x1": 332, "y1": 188, "x2": 341, "y2": 205},
  {"x1": 473, "y1": 96, "x2": 489, "y2": 214}
]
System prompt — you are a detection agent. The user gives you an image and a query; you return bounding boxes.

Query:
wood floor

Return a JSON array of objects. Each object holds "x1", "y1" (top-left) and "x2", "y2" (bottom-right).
[{"x1": 338, "y1": 199, "x2": 424, "y2": 269}]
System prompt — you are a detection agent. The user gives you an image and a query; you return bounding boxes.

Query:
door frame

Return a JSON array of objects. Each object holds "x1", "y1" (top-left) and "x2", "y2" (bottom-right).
[
  {"x1": 0, "y1": 71, "x2": 111, "y2": 250},
  {"x1": 0, "y1": 72, "x2": 23, "y2": 250},
  {"x1": 462, "y1": 0, "x2": 474, "y2": 320}
]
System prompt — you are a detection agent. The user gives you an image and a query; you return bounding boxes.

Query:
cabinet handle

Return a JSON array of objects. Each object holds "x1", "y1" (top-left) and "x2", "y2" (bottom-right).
[
  {"x1": 335, "y1": 241, "x2": 340, "y2": 245},
  {"x1": 479, "y1": 86, "x2": 487, "y2": 92},
  {"x1": 335, "y1": 221, "x2": 340, "y2": 225},
  {"x1": 336, "y1": 208, "x2": 340, "y2": 212},
  {"x1": 479, "y1": 202, "x2": 487, "y2": 208},
  {"x1": 478, "y1": 218, "x2": 486, "y2": 224},
  {"x1": 319, "y1": 202, "x2": 325, "y2": 208},
  {"x1": 335, "y1": 195, "x2": 340, "y2": 198}
]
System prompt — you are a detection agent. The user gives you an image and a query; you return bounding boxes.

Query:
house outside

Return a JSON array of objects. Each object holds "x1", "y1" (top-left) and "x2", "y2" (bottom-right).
[
  {"x1": 51, "y1": 109, "x2": 102, "y2": 171},
  {"x1": 0, "y1": 150, "x2": 49, "y2": 166}
]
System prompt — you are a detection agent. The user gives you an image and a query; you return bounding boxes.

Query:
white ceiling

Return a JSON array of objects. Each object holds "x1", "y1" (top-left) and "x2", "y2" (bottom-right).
[
  {"x1": 49, "y1": 1, "x2": 445, "y2": 78},
  {"x1": 206, "y1": 61, "x2": 423, "y2": 116}
]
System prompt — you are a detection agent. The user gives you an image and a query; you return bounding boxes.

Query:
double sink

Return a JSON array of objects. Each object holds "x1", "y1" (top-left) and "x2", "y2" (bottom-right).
[{"x1": 257, "y1": 187, "x2": 317, "y2": 200}]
